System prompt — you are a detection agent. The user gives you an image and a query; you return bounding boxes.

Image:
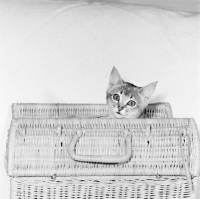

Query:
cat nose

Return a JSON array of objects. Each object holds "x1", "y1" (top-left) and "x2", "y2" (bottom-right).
[{"x1": 118, "y1": 106, "x2": 123, "y2": 111}]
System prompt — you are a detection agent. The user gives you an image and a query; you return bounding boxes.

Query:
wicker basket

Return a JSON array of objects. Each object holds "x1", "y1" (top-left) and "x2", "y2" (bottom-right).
[
  {"x1": 6, "y1": 103, "x2": 200, "y2": 198},
  {"x1": 12, "y1": 102, "x2": 173, "y2": 119},
  {"x1": 6, "y1": 117, "x2": 200, "y2": 199}
]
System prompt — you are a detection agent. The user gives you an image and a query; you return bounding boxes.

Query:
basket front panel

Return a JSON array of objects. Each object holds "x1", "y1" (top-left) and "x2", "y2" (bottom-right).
[
  {"x1": 7, "y1": 118, "x2": 199, "y2": 177},
  {"x1": 10, "y1": 176, "x2": 197, "y2": 199}
]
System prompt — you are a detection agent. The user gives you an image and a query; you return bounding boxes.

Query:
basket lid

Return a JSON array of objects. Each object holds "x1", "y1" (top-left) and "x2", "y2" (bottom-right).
[{"x1": 6, "y1": 118, "x2": 200, "y2": 178}]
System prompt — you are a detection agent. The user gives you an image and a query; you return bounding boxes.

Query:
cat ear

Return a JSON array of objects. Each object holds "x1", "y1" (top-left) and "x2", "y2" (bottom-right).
[
  {"x1": 139, "y1": 81, "x2": 158, "y2": 101},
  {"x1": 107, "y1": 67, "x2": 124, "y2": 91},
  {"x1": 108, "y1": 67, "x2": 124, "y2": 88}
]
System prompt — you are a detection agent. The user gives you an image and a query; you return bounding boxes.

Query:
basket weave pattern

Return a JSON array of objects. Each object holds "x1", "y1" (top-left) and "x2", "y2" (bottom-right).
[
  {"x1": 12, "y1": 103, "x2": 173, "y2": 119},
  {"x1": 6, "y1": 103, "x2": 200, "y2": 199},
  {"x1": 7, "y1": 118, "x2": 200, "y2": 178},
  {"x1": 11, "y1": 176, "x2": 198, "y2": 199}
]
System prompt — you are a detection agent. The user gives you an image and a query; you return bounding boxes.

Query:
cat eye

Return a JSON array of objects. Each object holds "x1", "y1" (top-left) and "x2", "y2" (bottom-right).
[
  {"x1": 127, "y1": 100, "x2": 136, "y2": 107},
  {"x1": 113, "y1": 94, "x2": 120, "y2": 101}
]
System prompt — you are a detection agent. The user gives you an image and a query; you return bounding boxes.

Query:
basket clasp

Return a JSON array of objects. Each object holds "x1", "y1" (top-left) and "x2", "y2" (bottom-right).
[{"x1": 146, "y1": 124, "x2": 152, "y2": 145}]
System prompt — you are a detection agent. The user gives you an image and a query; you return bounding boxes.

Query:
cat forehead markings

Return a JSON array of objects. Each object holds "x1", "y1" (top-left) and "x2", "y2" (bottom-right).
[
  {"x1": 112, "y1": 83, "x2": 140, "y2": 94},
  {"x1": 110, "y1": 84, "x2": 142, "y2": 103}
]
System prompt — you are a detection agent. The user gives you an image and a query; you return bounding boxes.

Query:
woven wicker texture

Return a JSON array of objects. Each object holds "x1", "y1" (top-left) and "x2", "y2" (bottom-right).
[
  {"x1": 10, "y1": 176, "x2": 199, "y2": 199},
  {"x1": 12, "y1": 102, "x2": 173, "y2": 119},
  {"x1": 6, "y1": 118, "x2": 200, "y2": 178}
]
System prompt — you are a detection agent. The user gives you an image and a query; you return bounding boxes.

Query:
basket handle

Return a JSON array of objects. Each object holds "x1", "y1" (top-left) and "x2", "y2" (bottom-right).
[{"x1": 68, "y1": 129, "x2": 132, "y2": 164}]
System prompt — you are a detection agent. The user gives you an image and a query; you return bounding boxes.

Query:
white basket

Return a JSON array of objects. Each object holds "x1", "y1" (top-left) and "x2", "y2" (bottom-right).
[{"x1": 6, "y1": 103, "x2": 200, "y2": 199}]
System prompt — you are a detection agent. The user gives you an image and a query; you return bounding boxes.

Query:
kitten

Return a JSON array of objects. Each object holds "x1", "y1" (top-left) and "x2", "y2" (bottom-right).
[{"x1": 106, "y1": 67, "x2": 158, "y2": 118}]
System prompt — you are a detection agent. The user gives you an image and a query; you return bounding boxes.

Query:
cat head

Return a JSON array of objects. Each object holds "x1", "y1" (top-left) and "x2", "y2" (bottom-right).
[{"x1": 106, "y1": 67, "x2": 158, "y2": 118}]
